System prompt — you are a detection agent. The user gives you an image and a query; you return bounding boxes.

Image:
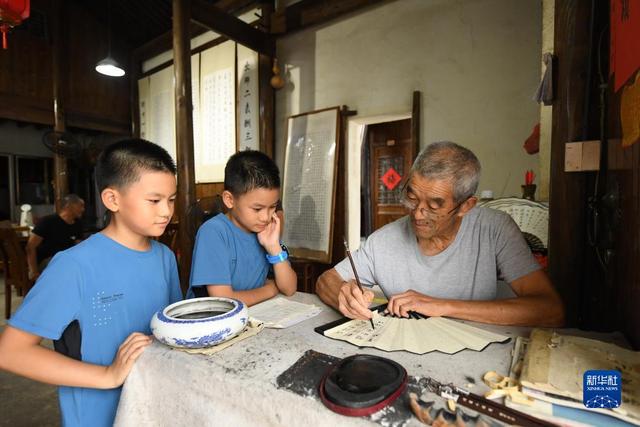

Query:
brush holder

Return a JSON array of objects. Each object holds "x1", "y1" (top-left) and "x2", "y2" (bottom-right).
[{"x1": 151, "y1": 297, "x2": 248, "y2": 349}]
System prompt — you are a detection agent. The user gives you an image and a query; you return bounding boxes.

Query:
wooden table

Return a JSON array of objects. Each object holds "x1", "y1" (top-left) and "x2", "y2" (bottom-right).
[{"x1": 114, "y1": 293, "x2": 531, "y2": 426}]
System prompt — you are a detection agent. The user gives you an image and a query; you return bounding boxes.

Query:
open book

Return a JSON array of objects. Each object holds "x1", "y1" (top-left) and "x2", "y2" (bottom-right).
[{"x1": 249, "y1": 297, "x2": 322, "y2": 328}]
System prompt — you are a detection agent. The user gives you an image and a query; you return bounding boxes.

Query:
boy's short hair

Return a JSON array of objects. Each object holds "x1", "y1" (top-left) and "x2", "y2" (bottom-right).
[
  {"x1": 224, "y1": 150, "x2": 280, "y2": 196},
  {"x1": 96, "y1": 139, "x2": 176, "y2": 192}
]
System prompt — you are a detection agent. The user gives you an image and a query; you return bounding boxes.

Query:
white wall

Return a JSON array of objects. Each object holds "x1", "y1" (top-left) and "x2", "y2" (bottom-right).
[{"x1": 275, "y1": 0, "x2": 542, "y2": 201}]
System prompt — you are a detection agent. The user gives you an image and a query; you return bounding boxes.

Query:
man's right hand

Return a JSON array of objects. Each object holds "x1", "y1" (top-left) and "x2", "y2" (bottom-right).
[
  {"x1": 104, "y1": 332, "x2": 152, "y2": 388},
  {"x1": 337, "y1": 280, "x2": 375, "y2": 320}
]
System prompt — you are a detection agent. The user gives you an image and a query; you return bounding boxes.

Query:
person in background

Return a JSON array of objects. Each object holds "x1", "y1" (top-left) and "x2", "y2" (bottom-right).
[
  {"x1": 26, "y1": 194, "x2": 85, "y2": 280},
  {"x1": 187, "y1": 150, "x2": 297, "y2": 306}
]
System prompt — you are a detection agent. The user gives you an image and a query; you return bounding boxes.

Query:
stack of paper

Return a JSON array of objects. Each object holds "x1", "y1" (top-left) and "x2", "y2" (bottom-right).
[
  {"x1": 249, "y1": 297, "x2": 322, "y2": 328},
  {"x1": 507, "y1": 330, "x2": 640, "y2": 426}
]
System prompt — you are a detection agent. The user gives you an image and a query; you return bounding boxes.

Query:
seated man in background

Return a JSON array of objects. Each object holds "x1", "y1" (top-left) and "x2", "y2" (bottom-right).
[
  {"x1": 26, "y1": 194, "x2": 85, "y2": 280},
  {"x1": 316, "y1": 141, "x2": 564, "y2": 327}
]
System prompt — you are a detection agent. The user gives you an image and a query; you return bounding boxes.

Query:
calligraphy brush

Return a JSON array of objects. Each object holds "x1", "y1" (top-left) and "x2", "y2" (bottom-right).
[{"x1": 343, "y1": 236, "x2": 375, "y2": 330}]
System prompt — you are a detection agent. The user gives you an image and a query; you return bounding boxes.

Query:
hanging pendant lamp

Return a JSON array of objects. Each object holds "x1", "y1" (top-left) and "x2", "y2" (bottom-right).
[
  {"x1": 95, "y1": 0, "x2": 124, "y2": 77},
  {"x1": 96, "y1": 57, "x2": 125, "y2": 77}
]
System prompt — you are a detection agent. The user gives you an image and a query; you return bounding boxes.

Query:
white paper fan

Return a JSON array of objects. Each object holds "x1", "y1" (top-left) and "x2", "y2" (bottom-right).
[{"x1": 324, "y1": 316, "x2": 510, "y2": 354}]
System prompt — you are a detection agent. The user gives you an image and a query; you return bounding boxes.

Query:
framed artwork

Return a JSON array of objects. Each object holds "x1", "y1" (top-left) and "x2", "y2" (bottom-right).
[{"x1": 282, "y1": 107, "x2": 341, "y2": 263}]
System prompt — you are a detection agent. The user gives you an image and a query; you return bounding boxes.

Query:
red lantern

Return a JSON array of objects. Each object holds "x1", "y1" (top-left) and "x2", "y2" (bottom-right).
[{"x1": 0, "y1": 0, "x2": 30, "y2": 49}]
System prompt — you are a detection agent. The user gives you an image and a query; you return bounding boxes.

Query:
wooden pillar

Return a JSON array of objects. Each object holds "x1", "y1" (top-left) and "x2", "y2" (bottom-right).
[
  {"x1": 411, "y1": 90, "x2": 420, "y2": 158},
  {"x1": 330, "y1": 106, "x2": 357, "y2": 265},
  {"x1": 547, "y1": 0, "x2": 593, "y2": 327},
  {"x1": 172, "y1": 0, "x2": 196, "y2": 293},
  {"x1": 130, "y1": 52, "x2": 141, "y2": 138},
  {"x1": 51, "y1": 0, "x2": 68, "y2": 209},
  {"x1": 258, "y1": 1, "x2": 275, "y2": 158}
]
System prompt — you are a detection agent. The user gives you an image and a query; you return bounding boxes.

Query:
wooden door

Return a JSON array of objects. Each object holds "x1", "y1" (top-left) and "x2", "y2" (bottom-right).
[{"x1": 367, "y1": 119, "x2": 414, "y2": 232}]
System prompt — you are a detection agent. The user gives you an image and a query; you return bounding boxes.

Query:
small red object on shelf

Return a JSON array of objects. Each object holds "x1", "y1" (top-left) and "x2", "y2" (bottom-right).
[{"x1": 525, "y1": 170, "x2": 535, "y2": 185}]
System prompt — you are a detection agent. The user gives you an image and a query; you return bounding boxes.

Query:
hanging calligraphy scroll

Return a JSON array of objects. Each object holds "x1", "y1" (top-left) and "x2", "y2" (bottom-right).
[{"x1": 237, "y1": 44, "x2": 260, "y2": 152}]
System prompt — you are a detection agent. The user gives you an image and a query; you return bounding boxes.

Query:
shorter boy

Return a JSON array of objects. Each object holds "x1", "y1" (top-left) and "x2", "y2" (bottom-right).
[
  {"x1": 0, "y1": 139, "x2": 182, "y2": 427},
  {"x1": 188, "y1": 150, "x2": 296, "y2": 305}
]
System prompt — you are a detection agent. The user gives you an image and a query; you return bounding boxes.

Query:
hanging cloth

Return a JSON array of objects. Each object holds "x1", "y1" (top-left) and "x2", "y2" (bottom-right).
[{"x1": 534, "y1": 53, "x2": 554, "y2": 105}]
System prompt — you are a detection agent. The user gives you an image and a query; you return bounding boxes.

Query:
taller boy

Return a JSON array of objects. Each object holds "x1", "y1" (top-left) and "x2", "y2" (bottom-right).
[
  {"x1": 188, "y1": 150, "x2": 296, "y2": 305},
  {"x1": 0, "y1": 139, "x2": 183, "y2": 427}
]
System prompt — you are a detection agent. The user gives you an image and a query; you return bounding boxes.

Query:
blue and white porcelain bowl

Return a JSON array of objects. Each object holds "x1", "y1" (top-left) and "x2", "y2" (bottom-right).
[{"x1": 150, "y1": 297, "x2": 248, "y2": 349}]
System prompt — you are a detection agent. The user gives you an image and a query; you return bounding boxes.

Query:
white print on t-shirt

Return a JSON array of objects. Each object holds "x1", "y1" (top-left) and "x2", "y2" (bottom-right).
[{"x1": 91, "y1": 291, "x2": 124, "y2": 327}]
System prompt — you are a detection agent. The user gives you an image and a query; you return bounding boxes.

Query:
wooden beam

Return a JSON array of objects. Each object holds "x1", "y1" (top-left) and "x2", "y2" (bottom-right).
[
  {"x1": 214, "y1": 0, "x2": 258, "y2": 15},
  {"x1": 130, "y1": 52, "x2": 141, "y2": 138},
  {"x1": 173, "y1": 0, "x2": 197, "y2": 294},
  {"x1": 65, "y1": 111, "x2": 131, "y2": 136},
  {"x1": 133, "y1": 23, "x2": 208, "y2": 62},
  {"x1": 133, "y1": 0, "x2": 258, "y2": 61},
  {"x1": 331, "y1": 106, "x2": 357, "y2": 266},
  {"x1": 191, "y1": 0, "x2": 274, "y2": 56},
  {"x1": 271, "y1": 0, "x2": 386, "y2": 35},
  {"x1": 411, "y1": 90, "x2": 420, "y2": 159},
  {"x1": 51, "y1": 0, "x2": 68, "y2": 209},
  {"x1": 0, "y1": 95, "x2": 53, "y2": 126},
  {"x1": 139, "y1": 18, "x2": 261, "y2": 79}
]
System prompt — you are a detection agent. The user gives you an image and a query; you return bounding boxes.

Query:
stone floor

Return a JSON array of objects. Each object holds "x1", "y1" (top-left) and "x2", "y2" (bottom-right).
[{"x1": 1, "y1": 277, "x2": 60, "y2": 427}]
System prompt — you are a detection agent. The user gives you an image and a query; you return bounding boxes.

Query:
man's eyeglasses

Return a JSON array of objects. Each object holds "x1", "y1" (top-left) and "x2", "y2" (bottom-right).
[{"x1": 399, "y1": 182, "x2": 466, "y2": 219}]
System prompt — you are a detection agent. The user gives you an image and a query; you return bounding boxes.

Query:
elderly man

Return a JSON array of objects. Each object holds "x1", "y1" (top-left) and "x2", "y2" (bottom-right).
[
  {"x1": 316, "y1": 141, "x2": 564, "y2": 327},
  {"x1": 26, "y1": 193, "x2": 85, "y2": 280}
]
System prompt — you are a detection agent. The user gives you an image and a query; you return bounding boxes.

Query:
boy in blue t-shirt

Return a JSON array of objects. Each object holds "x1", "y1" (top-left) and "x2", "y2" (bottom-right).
[
  {"x1": 188, "y1": 150, "x2": 297, "y2": 305},
  {"x1": 0, "y1": 139, "x2": 182, "y2": 427}
]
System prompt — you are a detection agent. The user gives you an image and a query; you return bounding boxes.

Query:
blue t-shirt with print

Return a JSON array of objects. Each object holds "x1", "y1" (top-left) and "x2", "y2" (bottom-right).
[
  {"x1": 188, "y1": 213, "x2": 270, "y2": 298},
  {"x1": 8, "y1": 233, "x2": 182, "y2": 427}
]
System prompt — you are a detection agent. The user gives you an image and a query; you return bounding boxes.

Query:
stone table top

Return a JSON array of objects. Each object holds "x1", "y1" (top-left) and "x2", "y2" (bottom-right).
[{"x1": 114, "y1": 292, "x2": 531, "y2": 427}]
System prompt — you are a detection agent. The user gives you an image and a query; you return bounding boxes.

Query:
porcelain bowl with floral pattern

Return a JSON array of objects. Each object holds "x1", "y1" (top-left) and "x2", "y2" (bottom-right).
[{"x1": 150, "y1": 297, "x2": 248, "y2": 349}]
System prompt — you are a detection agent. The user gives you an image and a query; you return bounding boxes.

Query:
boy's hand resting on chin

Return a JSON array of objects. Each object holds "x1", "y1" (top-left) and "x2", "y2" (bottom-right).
[{"x1": 257, "y1": 213, "x2": 282, "y2": 255}]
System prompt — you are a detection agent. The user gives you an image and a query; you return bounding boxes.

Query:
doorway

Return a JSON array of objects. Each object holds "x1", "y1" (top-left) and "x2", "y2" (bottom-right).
[
  {"x1": 345, "y1": 112, "x2": 413, "y2": 251},
  {"x1": 361, "y1": 119, "x2": 415, "y2": 236}
]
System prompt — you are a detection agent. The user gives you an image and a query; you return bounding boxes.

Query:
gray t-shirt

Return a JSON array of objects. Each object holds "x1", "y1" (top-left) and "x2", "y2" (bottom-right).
[{"x1": 335, "y1": 207, "x2": 540, "y2": 300}]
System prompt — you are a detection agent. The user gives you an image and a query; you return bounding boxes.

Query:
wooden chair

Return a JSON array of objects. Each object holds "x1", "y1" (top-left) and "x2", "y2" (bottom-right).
[
  {"x1": 480, "y1": 197, "x2": 549, "y2": 268},
  {"x1": 185, "y1": 195, "x2": 227, "y2": 240},
  {"x1": 479, "y1": 197, "x2": 549, "y2": 250},
  {"x1": 0, "y1": 227, "x2": 35, "y2": 319}
]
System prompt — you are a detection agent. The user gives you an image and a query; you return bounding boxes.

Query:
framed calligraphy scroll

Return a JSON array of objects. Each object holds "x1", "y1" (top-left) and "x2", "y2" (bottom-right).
[{"x1": 282, "y1": 107, "x2": 341, "y2": 263}]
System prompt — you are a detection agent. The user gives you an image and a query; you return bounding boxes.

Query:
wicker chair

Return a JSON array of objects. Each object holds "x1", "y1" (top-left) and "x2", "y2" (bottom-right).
[{"x1": 479, "y1": 197, "x2": 549, "y2": 250}]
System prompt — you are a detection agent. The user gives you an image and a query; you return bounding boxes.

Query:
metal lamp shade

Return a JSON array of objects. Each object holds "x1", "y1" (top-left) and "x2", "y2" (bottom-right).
[{"x1": 95, "y1": 57, "x2": 125, "y2": 77}]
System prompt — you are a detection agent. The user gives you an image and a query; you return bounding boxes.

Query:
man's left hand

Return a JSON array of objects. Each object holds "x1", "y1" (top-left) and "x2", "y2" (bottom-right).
[{"x1": 386, "y1": 290, "x2": 448, "y2": 318}]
